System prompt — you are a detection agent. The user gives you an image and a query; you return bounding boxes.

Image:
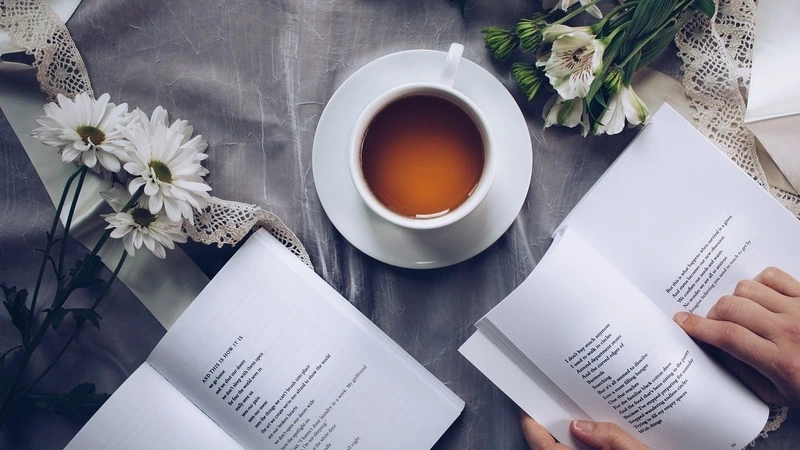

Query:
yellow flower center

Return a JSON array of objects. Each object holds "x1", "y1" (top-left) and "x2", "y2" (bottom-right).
[
  {"x1": 148, "y1": 161, "x2": 173, "y2": 183},
  {"x1": 131, "y1": 208, "x2": 156, "y2": 227},
  {"x1": 76, "y1": 125, "x2": 105, "y2": 145}
]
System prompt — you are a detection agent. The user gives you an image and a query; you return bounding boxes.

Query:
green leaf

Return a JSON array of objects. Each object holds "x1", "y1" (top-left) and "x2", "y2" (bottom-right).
[
  {"x1": 585, "y1": 74, "x2": 607, "y2": 107},
  {"x1": 42, "y1": 307, "x2": 69, "y2": 330},
  {"x1": 70, "y1": 309, "x2": 102, "y2": 329},
  {"x1": 635, "y1": 13, "x2": 692, "y2": 71},
  {"x1": 74, "y1": 278, "x2": 105, "y2": 290},
  {"x1": 66, "y1": 254, "x2": 103, "y2": 294},
  {"x1": 43, "y1": 307, "x2": 102, "y2": 330},
  {"x1": 68, "y1": 254, "x2": 101, "y2": 280},
  {"x1": 603, "y1": 31, "x2": 625, "y2": 67},
  {"x1": 620, "y1": 0, "x2": 681, "y2": 62},
  {"x1": 24, "y1": 383, "x2": 110, "y2": 421},
  {"x1": 1, "y1": 285, "x2": 31, "y2": 346},
  {"x1": 622, "y1": 51, "x2": 641, "y2": 84},
  {"x1": 692, "y1": 0, "x2": 714, "y2": 18}
]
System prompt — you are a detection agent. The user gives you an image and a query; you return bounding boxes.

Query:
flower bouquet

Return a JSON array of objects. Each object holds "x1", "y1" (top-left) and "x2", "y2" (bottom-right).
[
  {"x1": 484, "y1": 0, "x2": 714, "y2": 135},
  {"x1": 0, "y1": 92, "x2": 210, "y2": 422}
]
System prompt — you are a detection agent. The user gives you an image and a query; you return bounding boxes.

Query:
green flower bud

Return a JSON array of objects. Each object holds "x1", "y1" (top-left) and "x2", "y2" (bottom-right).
[
  {"x1": 511, "y1": 62, "x2": 545, "y2": 101},
  {"x1": 515, "y1": 14, "x2": 547, "y2": 53},
  {"x1": 603, "y1": 65, "x2": 623, "y2": 96},
  {"x1": 483, "y1": 26, "x2": 518, "y2": 61}
]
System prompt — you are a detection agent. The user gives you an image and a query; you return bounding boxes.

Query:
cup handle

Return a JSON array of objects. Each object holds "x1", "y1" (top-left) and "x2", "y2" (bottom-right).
[{"x1": 442, "y1": 43, "x2": 464, "y2": 88}]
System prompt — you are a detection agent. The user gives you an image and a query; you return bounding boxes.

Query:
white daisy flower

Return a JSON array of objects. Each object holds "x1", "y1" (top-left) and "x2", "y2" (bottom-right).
[
  {"x1": 131, "y1": 106, "x2": 210, "y2": 178},
  {"x1": 542, "y1": 0, "x2": 603, "y2": 19},
  {"x1": 594, "y1": 84, "x2": 650, "y2": 135},
  {"x1": 537, "y1": 29, "x2": 605, "y2": 100},
  {"x1": 32, "y1": 92, "x2": 131, "y2": 172},
  {"x1": 101, "y1": 187, "x2": 187, "y2": 259},
  {"x1": 121, "y1": 110, "x2": 211, "y2": 223}
]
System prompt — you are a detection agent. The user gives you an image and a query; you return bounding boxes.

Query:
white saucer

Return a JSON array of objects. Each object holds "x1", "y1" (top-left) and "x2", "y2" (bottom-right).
[{"x1": 312, "y1": 48, "x2": 532, "y2": 269}]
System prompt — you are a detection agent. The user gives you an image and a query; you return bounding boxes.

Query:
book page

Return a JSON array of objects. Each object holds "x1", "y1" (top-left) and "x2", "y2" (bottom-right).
[
  {"x1": 560, "y1": 105, "x2": 800, "y2": 317},
  {"x1": 459, "y1": 333, "x2": 590, "y2": 450},
  {"x1": 483, "y1": 228, "x2": 767, "y2": 450},
  {"x1": 147, "y1": 230, "x2": 463, "y2": 450},
  {"x1": 66, "y1": 364, "x2": 241, "y2": 449}
]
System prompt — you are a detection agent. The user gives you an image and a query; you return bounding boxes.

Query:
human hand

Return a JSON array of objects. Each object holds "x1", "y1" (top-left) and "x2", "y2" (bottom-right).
[
  {"x1": 521, "y1": 412, "x2": 650, "y2": 450},
  {"x1": 674, "y1": 267, "x2": 800, "y2": 408}
]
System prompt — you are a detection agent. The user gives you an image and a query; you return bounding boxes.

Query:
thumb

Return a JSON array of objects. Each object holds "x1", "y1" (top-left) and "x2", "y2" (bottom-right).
[{"x1": 569, "y1": 420, "x2": 650, "y2": 450}]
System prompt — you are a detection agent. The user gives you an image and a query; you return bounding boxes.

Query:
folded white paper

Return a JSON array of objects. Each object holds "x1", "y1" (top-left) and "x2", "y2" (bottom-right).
[{"x1": 744, "y1": 0, "x2": 800, "y2": 193}]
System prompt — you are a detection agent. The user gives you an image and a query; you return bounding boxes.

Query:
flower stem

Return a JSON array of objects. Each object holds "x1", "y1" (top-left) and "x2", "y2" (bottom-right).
[
  {"x1": 61, "y1": 186, "x2": 144, "y2": 299},
  {"x1": 21, "y1": 252, "x2": 128, "y2": 396},
  {"x1": 554, "y1": 0, "x2": 602, "y2": 25},
  {"x1": 57, "y1": 166, "x2": 89, "y2": 282},
  {"x1": 592, "y1": 0, "x2": 638, "y2": 33},
  {"x1": 602, "y1": 21, "x2": 629, "y2": 45},
  {"x1": 606, "y1": 8, "x2": 635, "y2": 31},
  {"x1": 29, "y1": 166, "x2": 83, "y2": 325},
  {"x1": 0, "y1": 187, "x2": 144, "y2": 423}
]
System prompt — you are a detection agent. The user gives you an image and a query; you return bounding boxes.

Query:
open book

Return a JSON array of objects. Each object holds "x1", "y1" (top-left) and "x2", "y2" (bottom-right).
[
  {"x1": 460, "y1": 105, "x2": 800, "y2": 449},
  {"x1": 68, "y1": 230, "x2": 464, "y2": 449}
]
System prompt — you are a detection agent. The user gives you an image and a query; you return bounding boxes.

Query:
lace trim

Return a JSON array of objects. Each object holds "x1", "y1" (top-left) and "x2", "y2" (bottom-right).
[
  {"x1": 0, "y1": 0, "x2": 313, "y2": 268},
  {"x1": 749, "y1": 405, "x2": 790, "y2": 446},
  {"x1": 185, "y1": 197, "x2": 312, "y2": 268},
  {"x1": 0, "y1": 0, "x2": 93, "y2": 100},
  {"x1": 675, "y1": 0, "x2": 800, "y2": 218},
  {"x1": 676, "y1": 0, "x2": 791, "y2": 437}
]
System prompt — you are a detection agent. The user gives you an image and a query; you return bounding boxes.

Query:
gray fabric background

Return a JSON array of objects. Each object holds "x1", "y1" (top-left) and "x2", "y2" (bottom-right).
[{"x1": 1, "y1": 0, "x2": 798, "y2": 448}]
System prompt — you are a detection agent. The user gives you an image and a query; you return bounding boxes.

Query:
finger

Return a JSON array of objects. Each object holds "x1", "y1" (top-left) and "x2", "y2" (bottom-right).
[
  {"x1": 706, "y1": 294, "x2": 777, "y2": 339},
  {"x1": 674, "y1": 312, "x2": 779, "y2": 377},
  {"x1": 754, "y1": 267, "x2": 800, "y2": 298},
  {"x1": 521, "y1": 413, "x2": 563, "y2": 450},
  {"x1": 716, "y1": 352, "x2": 788, "y2": 405},
  {"x1": 732, "y1": 279, "x2": 791, "y2": 313},
  {"x1": 570, "y1": 420, "x2": 650, "y2": 450}
]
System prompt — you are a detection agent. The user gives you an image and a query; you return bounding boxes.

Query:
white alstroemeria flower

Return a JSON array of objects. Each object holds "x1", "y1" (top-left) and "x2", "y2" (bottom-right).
[
  {"x1": 542, "y1": 24, "x2": 593, "y2": 43},
  {"x1": 32, "y1": 92, "x2": 131, "y2": 172},
  {"x1": 542, "y1": 0, "x2": 603, "y2": 19},
  {"x1": 543, "y1": 95, "x2": 582, "y2": 128},
  {"x1": 537, "y1": 30, "x2": 605, "y2": 100},
  {"x1": 594, "y1": 84, "x2": 650, "y2": 135},
  {"x1": 101, "y1": 187, "x2": 187, "y2": 259},
  {"x1": 121, "y1": 112, "x2": 211, "y2": 223}
]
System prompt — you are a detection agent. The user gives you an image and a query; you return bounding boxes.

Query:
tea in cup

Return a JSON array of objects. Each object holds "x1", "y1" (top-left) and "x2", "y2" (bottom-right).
[{"x1": 349, "y1": 43, "x2": 496, "y2": 230}]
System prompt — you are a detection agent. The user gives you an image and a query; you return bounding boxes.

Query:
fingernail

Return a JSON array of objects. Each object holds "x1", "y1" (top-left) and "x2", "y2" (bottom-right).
[
  {"x1": 572, "y1": 420, "x2": 595, "y2": 433},
  {"x1": 674, "y1": 311, "x2": 689, "y2": 324}
]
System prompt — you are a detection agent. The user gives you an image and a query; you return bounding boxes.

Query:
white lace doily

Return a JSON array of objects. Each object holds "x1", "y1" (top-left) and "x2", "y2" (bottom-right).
[
  {"x1": 0, "y1": 0, "x2": 313, "y2": 269},
  {"x1": 675, "y1": 0, "x2": 791, "y2": 437}
]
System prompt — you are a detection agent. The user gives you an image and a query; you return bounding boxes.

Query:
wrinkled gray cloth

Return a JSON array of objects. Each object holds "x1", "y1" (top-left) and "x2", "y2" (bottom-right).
[{"x1": 1, "y1": 0, "x2": 799, "y2": 448}]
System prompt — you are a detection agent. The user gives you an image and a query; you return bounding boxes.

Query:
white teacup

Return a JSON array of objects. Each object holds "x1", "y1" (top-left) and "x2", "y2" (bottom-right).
[{"x1": 349, "y1": 43, "x2": 496, "y2": 231}]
